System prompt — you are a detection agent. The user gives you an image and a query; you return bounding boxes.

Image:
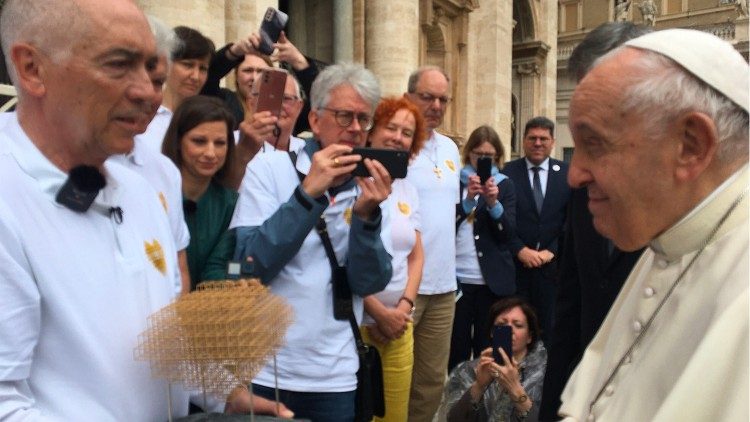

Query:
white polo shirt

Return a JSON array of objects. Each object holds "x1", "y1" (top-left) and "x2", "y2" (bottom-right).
[
  {"x1": 109, "y1": 137, "x2": 190, "y2": 295},
  {"x1": 363, "y1": 179, "x2": 420, "y2": 324},
  {"x1": 406, "y1": 130, "x2": 460, "y2": 295},
  {"x1": 0, "y1": 118, "x2": 188, "y2": 420},
  {"x1": 139, "y1": 105, "x2": 173, "y2": 153},
  {"x1": 230, "y1": 147, "x2": 391, "y2": 392}
]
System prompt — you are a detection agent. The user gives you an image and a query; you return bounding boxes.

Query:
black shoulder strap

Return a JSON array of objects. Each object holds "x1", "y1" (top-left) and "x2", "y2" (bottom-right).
[
  {"x1": 290, "y1": 151, "x2": 365, "y2": 351},
  {"x1": 456, "y1": 182, "x2": 467, "y2": 232}
]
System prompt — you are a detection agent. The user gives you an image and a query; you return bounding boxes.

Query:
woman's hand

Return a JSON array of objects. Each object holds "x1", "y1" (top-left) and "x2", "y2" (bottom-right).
[
  {"x1": 229, "y1": 33, "x2": 261, "y2": 58},
  {"x1": 366, "y1": 323, "x2": 390, "y2": 345},
  {"x1": 273, "y1": 31, "x2": 309, "y2": 71},
  {"x1": 474, "y1": 347, "x2": 502, "y2": 390},
  {"x1": 373, "y1": 307, "x2": 411, "y2": 341},
  {"x1": 482, "y1": 176, "x2": 499, "y2": 208},
  {"x1": 353, "y1": 158, "x2": 392, "y2": 221},
  {"x1": 495, "y1": 348, "x2": 525, "y2": 398},
  {"x1": 467, "y1": 174, "x2": 483, "y2": 198}
]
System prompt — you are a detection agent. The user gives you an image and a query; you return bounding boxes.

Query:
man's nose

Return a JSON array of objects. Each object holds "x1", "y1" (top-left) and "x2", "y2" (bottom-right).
[
  {"x1": 129, "y1": 65, "x2": 157, "y2": 104},
  {"x1": 568, "y1": 153, "x2": 592, "y2": 188}
]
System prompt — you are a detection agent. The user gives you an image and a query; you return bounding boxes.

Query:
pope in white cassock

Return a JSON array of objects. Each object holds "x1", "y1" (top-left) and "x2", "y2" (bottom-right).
[{"x1": 560, "y1": 29, "x2": 749, "y2": 421}]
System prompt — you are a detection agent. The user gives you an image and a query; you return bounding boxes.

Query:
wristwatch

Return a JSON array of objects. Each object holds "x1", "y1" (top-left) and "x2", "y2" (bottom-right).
[{"x1": 513, "y1": 394, "x2": 530, "y2": 419}]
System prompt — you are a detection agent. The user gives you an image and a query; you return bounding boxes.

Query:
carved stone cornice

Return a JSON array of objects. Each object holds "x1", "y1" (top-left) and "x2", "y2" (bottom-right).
[{"x1": 512, "y1": 40, "x2": 551, "y2": 62}]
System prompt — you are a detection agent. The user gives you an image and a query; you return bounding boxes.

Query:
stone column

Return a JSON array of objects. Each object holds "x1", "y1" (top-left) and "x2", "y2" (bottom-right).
[
  {"x1": 516, "y1": 62, "x2": 541, "y2": 128},
  {"x1": 333, "y1": 0, "x2": 354, "y2": 63},
  {"x1": 464, "y1": 1, "x2": 514, "y2": 153},
  {"x1": 364, "y1": 0, "x2": 420, "y2": 95}
]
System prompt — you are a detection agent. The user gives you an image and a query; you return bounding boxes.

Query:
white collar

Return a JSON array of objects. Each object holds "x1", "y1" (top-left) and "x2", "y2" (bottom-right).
[
  {"x1": 4, "y1": 117, "x2": 123, "y2": 212},
  {"x1": 525, "y1": 157, "x2": 550, "y2": 171}
]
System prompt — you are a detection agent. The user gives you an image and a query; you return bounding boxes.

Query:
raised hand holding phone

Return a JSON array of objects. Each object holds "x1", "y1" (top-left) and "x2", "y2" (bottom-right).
[{"x1": 258, "y1": 7, "x2": 288, "y2": 55}]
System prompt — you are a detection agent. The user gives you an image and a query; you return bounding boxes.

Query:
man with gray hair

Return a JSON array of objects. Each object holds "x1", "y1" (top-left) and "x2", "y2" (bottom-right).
[
  {"x1": 0, "y1": 0, "x2": 278, "y2": 419},
  {"x1": 560, "y1": 29, "x2": 748, "y2": 421},
  {"x1": 0, "y1": 0, "x2": 179, "y2": 419},
  {"x1": 108, "y1": 15, "x2": 192, "y2": 295},
  {"x1": 230, "y1": 62, "x2": 392, "y2": 421},
  {"x1": 404, "y1": 65, "x2": 461, "y2": 422}
]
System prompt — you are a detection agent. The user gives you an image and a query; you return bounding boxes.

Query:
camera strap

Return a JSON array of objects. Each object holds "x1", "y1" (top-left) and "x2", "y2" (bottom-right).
[{"x1": 287, "y1": 152, "x2": 363, "y2": 345}]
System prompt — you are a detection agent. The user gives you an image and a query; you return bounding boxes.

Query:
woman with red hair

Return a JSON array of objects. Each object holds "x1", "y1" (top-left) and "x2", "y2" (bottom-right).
[{"x1": 361, "y1": 97, "x2": 427, "y2": 421}]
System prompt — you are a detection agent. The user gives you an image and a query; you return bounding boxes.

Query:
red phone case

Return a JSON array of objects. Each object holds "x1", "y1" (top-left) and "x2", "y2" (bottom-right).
[{"x1": 254, "y1": 69, "x2": 287, "y2": 118}]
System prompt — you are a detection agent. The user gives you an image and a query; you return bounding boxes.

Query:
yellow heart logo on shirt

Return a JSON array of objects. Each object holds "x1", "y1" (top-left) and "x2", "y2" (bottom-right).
[
  {"x1": 144, "y1": 239, "x2": 166, "y2": 275},
  {"x1": 344, "y1": 207, "x2": 352, "y2": 226},
  {"x1": 398, "y1": 201, "x2": 411, "y2": 215},
  {"x1": 445, "y1": 160, "x2": 456, "y2": 172}
]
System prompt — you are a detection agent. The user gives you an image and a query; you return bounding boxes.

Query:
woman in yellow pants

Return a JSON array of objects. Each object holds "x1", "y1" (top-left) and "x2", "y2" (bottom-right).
[{"x1": 361, "y1": 97, "x2": 426, "y2": 421}]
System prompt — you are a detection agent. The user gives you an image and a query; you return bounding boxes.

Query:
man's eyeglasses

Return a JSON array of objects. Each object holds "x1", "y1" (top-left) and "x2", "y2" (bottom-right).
[
  {"x1": 322, "y1": 107, "x2": 373, "y2": 131},
  {"x1": 413, "y1": 92, "x2": 451, "y2": 106},
  {"x1": 282, "y1": 94, "x2": 301, "y2": 106}
]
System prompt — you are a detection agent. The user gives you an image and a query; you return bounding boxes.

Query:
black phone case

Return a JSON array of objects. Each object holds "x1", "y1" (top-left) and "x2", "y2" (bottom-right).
[
  {"x1": 258, "y1": 8, "x2": 288, "y2": 55},
  {"x1": 492, "y1": 325, "x2": 513, "y2": 365},
  {"x1": 352, "y1": 148, "x2": 409, "y2": 179},
  {"x1": 477, "y1": 156, "x2": 492, "y2": 184}
]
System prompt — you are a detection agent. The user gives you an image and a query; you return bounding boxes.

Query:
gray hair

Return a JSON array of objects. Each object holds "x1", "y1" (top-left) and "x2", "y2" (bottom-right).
[
  {"x1": 568, "y1": 22, "x2": 652, "y2": 83},
  {"x1": 310, "y1": 63, "x2": 380, "y2": 113},
  {"x1": 287, "y1": 70, "x2": 304, "y2": 101},
  {"x1": 599, "y1": 46, "x2": 749, "y2": 163},
  {"x1": 146, "y1": 15, "x2": 176, "y2": 65},
  {"x1": 406, "y1": 65, "x2": 450, "y2": 93},
  {"x1": 1, "y1": 0, "x2": 88, "y2": 86}
]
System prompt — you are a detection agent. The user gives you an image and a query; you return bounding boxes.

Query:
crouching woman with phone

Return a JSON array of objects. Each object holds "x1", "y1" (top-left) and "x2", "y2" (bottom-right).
[{"x1": 437, "y1": 297, "x2": 547, "y2": 422}]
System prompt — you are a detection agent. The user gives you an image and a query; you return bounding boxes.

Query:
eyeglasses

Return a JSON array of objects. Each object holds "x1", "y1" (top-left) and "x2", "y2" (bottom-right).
[
  {"x1": 322, "y1": 107, "x2": 373, "y2": 131},
  {"x1": 282, "y1": 94, "x2": 301, "y2": 106},
  {"x1": 470, "y1": 151, "x2": 497, "y2": 160},
  {"x1": 413, "y1": 92, "x2": 451, "y2": 106}
]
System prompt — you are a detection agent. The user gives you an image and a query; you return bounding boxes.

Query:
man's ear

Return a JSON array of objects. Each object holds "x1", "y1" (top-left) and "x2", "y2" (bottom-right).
[
  {"x1": 674, "y1": 111, "x2": 718, "y2": 182},
  {"x1": 307, "y1": 108, "x2": 319, "y2": 136},
  {"x1": 10, "y1": 43, "x2": 46, "y2": 97}
]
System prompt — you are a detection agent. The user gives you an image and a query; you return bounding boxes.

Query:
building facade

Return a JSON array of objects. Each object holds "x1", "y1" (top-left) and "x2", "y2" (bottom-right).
[
  {"x1": 1, "y1": 1, "x2": 746, "y2": 161},
  {"x1": 556, "y1": 0, "x2": 748, "y2": 160}
]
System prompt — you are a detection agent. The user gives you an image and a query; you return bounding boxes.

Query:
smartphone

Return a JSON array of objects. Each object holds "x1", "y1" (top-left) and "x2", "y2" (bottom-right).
[
  {"x1": 258, "y1": 7, "x2": 288, "y2": 55},
  {"x1": 254, "y1": 69, "x2": 287, "y2": 118},
  {"x1": 352, "y1": 147, "x2": 409, "y2": 179},
  {"x1": 477, "y1": 156, "x2": 492, "y2": 184},
  {"x1": 492, "y1": 325, "x2": 513, "y2": 365}
]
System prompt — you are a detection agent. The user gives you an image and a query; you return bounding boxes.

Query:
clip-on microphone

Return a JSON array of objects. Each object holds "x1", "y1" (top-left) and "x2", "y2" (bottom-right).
[{"x1": 55, "y1": 165, "x2": 106, "y2": 212}]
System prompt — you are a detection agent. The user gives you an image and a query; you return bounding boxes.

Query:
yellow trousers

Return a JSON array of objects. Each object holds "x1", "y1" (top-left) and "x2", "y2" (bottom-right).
[{"x1": 361, "y1": 322, "x2": 414, "y2": 422}]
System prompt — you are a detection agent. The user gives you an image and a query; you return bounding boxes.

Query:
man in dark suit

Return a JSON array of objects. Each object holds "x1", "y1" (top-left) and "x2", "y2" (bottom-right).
[
  {"x1": 537, "y1": 22, "x2": 650, "y2": 421},
  {"x1": 502, "y1": 116, "x2": 570, "y2": 344}
]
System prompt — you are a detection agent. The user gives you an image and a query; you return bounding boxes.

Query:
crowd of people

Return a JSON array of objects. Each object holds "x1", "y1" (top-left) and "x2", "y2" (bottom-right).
[{"x1": 0, "y1": 1, "x2": 748, "y2": 421}]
